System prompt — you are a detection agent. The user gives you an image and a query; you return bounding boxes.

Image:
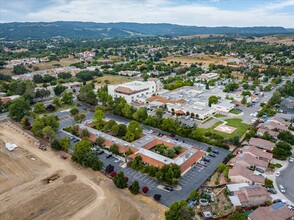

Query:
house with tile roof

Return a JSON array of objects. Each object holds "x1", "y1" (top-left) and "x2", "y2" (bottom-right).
[
  {"x1": 248, "y1": 202, "x2": 294, "y2": 220},
  {"x1": 229, "y1": 166, "x2": 265, "y2": 185},
  {"x1": 249, "y1": 138, "x2": 275, "y2": 151},
  {"x1": 239, "y1": 146, "x2": 273, "y2": 162},
  {"x1": 229, "y1": 153, "x2": 269, "y2": 171}
]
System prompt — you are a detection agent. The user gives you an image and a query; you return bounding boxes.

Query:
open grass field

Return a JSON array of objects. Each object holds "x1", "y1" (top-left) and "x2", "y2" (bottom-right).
[
  {"x1": 0, "y1": 120, "x2": 166, "y2": 220},
  {"x1": 198, "y1": 118, "x2": 249, "y2": 139},
  {"x1": 95, "y1": 75, "x2": 135, "y2": 86},
  {"x1": 229, "y1": 109, "x2": 242, "y2": 115},
  {"x1": 32, "y1": 58, "x2": 81, "y2": 70},
  {"x1": 161, "y1": 54, "x2": 229, "y2": 65}
]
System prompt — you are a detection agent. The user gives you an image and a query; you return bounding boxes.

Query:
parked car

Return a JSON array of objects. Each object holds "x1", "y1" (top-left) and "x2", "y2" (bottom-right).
[
  {"x1": 289, "y1": 156, "x2": 294, "y2": 163},
  {"x1": 106, "y1": 154, "x2": 113, "y2": 159},
  {"x1": 114, "y1": 158, "x2": 120, "y2": 163},
  {"x1": 276, "y1": 171, "x2": 281, "y2": 177},
  {"x1": 208, "y1": 153, "x2": 216, "y2": 158},
  {"x1": 164, "y1": 186, "x2": 174, "y2": 192},
  {"x1": 278, "y1": 184, "x2": 286, "y2": 193},
  {"x1": 255, "y1": 168, "x2": 265, "y2": 173},
  {"x1": 170, "y1": 133, "x2": 176, "y2": 138},
  {"x1": 199, "y1": 161, "x2": 207, "y2": 166},
  {"x1": 212, "y1": 149, "x2": 219, "y2": 154},
  {"x1": 267, "y1": 188, "x2": 277, "y2": 194},
  {"x1": 98, "y1": 151, "x2": 104, "y2": 155},
  {"x1": 203, "y1": 157, "x2": 210, "y2": 162},
  {"x1": 273, "y1": 199, "x2": 282, "y2": 203}
]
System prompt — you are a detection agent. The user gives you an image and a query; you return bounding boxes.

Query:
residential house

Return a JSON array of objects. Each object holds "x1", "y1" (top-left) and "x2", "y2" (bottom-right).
[
  {"x1": 260, "y1": 121, "x2": 289, "y2": 132},
  {"x1": 249, "y1": 138, "x2": 275, "y2": 151},
  {"x1": 228, "y1": 184, "x2": 272, "y2": 208},
  {"x1": 248, "y1": 202, "x2": 294, "y2": 220},
  {"x1": 229, "y1": 166, "x2": 265, "y2": 185},
  {"x1": 257, "y1": 128, "x2": 279, "y2": 139},
  {"x1": 229, "y1": 153, "x2": 269, "y2": 171},
  {"x1": 267, "y1": 117, "x2": 291, "y2": 127},
  {"x1": 239, "y1": 146, "x2": 272, "y2": 163}
]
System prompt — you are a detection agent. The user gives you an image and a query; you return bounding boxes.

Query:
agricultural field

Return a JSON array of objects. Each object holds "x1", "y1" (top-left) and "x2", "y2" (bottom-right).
[
  {"x1": 0, "y1": 120, "x2": 166, "y2": 220},
  {"x1": 237, "y1": 34, "x2": 294, "y2": 45}
]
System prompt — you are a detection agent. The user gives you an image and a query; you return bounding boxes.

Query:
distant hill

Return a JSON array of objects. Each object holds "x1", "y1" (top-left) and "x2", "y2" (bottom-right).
[{"x1": 0, "y1": 21, "x2": 292, "y2": 40}]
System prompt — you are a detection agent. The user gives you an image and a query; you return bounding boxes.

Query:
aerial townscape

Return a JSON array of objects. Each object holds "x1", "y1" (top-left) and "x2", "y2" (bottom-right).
[{"x1": 0, "y1": 1, "x2": 294, "y2": 220}]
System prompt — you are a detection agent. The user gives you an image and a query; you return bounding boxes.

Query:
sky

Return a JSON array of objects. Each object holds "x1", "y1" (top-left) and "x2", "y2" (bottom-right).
[{"x1": 1, "y1": 0, "x2": 294, "y2": 27}]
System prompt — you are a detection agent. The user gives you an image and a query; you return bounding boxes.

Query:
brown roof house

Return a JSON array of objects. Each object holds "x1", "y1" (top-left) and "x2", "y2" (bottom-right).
[
  {"x1": 249, "y1": 138, "x2": 275, "y2": 151},
  {"x1": 229, "y1": 153, "x2": 269, "y2": 171},
  {"x1": 239, "y1": 146, "x2": 273, "y2": 162},
  {"x1": 257, "y1": 128, "x2": 279, "y2": 139},
  {"x1": 229, "y1": 166, "x2": 265, "y2": 185},
  {"x1": 229, "y1": 185, "x2": 272, "y2": 208},
  {"x1": 248, "y1": 202, "x2": 294, "y2": 220}
]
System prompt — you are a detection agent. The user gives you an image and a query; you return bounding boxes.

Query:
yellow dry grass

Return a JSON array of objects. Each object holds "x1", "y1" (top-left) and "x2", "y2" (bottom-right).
[
  {"x1": 95, "y1": 75, "x2": 135, "y2": 86},
  {"x1": 161, "y1": 54, "x2": 228, "y2": 65}
]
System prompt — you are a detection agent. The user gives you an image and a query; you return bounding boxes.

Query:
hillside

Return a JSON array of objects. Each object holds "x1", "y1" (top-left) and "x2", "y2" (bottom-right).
[{"x1": 0, "y1": 21, "x2": 292, "y2": 40}]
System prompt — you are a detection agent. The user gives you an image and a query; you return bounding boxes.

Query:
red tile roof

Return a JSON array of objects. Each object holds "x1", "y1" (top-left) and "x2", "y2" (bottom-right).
[
  {"x1": 249, "y1": 138, "x2": 275, "y2": 151},
  {"x1": 249, "y1": 203, "x2": 294, "y2": 220}
]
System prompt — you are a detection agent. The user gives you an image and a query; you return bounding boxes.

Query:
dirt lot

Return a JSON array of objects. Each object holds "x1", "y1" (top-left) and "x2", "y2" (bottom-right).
[
  {"x1": 161, "y1": 54, "x2": 229, "y2": 65},
  {"x1": 0, "y1": 120, "x2": 166, "y2": 220},
  {"x1": 95, "y1": 75, "x2": 135, "y2": 86}
]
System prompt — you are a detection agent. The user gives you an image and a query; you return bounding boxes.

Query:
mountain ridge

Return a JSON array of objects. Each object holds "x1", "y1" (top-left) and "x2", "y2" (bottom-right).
[{"x1": 0, "y1": 21, "x2": 292, "y2": 40}]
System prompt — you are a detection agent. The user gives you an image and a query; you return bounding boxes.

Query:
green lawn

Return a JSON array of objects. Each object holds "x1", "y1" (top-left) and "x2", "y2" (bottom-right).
[
  {"x1": 214, "y1": 113, "x2": 226, "y2": 118},
  {"x1": 229, "y1": 109, "x2": 242, "y2": 115},
  {"x1": 197, "y1": 118, "x2": 249, "y2": 139},
  {"x1": 202, "y1": 117, "x2": 214, "y2": 124}
]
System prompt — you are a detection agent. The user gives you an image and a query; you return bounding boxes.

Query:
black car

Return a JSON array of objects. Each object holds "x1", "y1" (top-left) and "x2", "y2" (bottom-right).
[
  {"x1": 170, "y1": 133, "x2": 176, "y2": 138},
  {"x1": 212, "y1": 149, "x2": 219, "y2": 154},
  {"x1": 255, "y1": 168, "x2": 265, "y2": 173},
  {"x1": 164, "y1": 186, "x2": 174, "y2": 192},
  {"x1": 106, "y1": 154, "x2": 113, "y2": 159},
  {"x1": 208, "y1": 153, "x2": 216, "y2": 158},
  {"x1": 273, "y1": 199, "x2": 282, "y2": 204},
  {"x1": 267, "y1": 188, "x2": 277, "y2": 194},
  {"x1": 158, "y1": 133, "x2": 162, "y2": 136},
  {"x1": 98, "y1": 151, "x2": 104, "y2": 155},
  {"x1": 203, "y1": 157, "x2": 210, "y2": 162}
]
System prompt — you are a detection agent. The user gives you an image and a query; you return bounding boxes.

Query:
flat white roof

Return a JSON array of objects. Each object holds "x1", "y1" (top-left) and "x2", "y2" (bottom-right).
[
  {"x1": 229, "y1": 195, "x2": 242, "y2": 207},
  {"x1": 227, "y1": 183, "x2": 249, "y2": 192}
]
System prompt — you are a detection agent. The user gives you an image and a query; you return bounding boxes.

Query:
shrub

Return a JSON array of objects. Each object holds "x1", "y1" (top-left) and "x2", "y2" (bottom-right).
[{"x1": 142, "y1": 186, "x2": 149, "y2": 194}]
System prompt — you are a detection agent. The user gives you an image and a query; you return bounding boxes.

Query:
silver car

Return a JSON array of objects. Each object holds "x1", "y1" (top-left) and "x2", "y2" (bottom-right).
[{"x1": 278, "y1": 185, "x2": 286, "y2": 193}]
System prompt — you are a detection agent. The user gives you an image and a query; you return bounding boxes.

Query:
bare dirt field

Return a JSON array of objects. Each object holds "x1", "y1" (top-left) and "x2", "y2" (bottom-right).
[
  {"x1": 95, "y1": 75, "x2": 135, "y2": 86},
  {"x1": 161, "y1": 54, "x2": 229, "y2": 65},
  {"x1": 32, "y1": 58, "x2": 81, "y2": 70},
  {"x1": 0, "y1": 120, "x2": 166, "y2": 220}
]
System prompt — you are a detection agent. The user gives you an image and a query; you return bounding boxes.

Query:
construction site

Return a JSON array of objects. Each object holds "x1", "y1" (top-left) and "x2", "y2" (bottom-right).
[{"x1": 0, "y1": 120, "x2": 166, "y2": 220}]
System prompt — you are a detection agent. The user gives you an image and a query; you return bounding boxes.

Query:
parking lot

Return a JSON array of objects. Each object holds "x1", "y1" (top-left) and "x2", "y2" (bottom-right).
[{"x1": 96, "y1": 146, "x2": 228, "y2": 207}]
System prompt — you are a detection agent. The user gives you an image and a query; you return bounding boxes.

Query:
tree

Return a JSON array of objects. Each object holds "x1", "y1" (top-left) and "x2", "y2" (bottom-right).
[
  {"x1": 113, "y1": 171, "x2": 127, "y2": 189},
  {"x1": 132, "y1": 107, "x2": 148, "y2": 122},
  {"x1": 34, "y1": 102, "x2": 46, "y2": 114},
  {"x1": 278, "y1": 131, "x2": 294, "y2": 145},
  {"x1": 53, "y1": 84, "x2": 66, "y2": 96},
  {"x1": 206, "y1": 82, "x2": 209, "y2": 90},
  {"x1": 217, "y1": 163, "x2": 226, "y2": 173},
  {"x1": 122, "y1": 103, "x2": 132, "y2": 118},
  {"x1": 78, "y1": 84, "x2": 97, "y2": 105},
  {"x1": 227, "y1": 211, "x2": 246, "y2": 220},
  {"x1": 109, "y1": 144, "x2": 120, "y2": 155},
  {"x1": 273, "y1": 141, "x2": 292, "y2": 160},
  {"x1": 51, "y1": 137, "x2": 70, "y2": 151},
  {"x1": 155, "y1": 107, "x2": 164, "y2": 119},
  {"x1": 20, "y1": 116, "x2": 30, "y2": 129},
  {"x1": 142, "y1": 186, "x2": 149, "y2": 194},
  {"x1": 161, "y1": 118, "x2": 178, "y2": 133},
  {"x1": 61, "y1": 92, "x2": 74, "y2": 104},
  {"x1": 72, "y1": 140, "x2": 92, "y2": 163},
  {"x1": 165, "y1": 200, "x2": 194, "y2": 220},
  {"x1": 230, "y1": 136, "x2": 241, "y2": 147},
  {"x1": 126, "y1": 121, "x2": 142, "y2": 142},
  {"x1": 80, "y1": 128, "x2": 90, "y2": 139},
  {"x1": 93, "y1": 109, "x2": 105, "y2": 125},
  {"x1": 208, "y1": 96, "x2": 218, "y2": 107},
  {"x1": 8, "y1": 98, "x2": 31, "y2": 121},
  {"x1": 96, "y1": 136, "x2": 105, "y2": 147},
  {"x1": 130, "y1": 180, "x2": 140, "y2": 195},
  {"x1": 241, "y1": 96, "x2": 247, "y2": 105},
  {"x1": 42, "y1": 126, "x2": 56, "y2": 143},
  {"x1": 70, "y1": 108, "x2": 79, "y2": 116},
  {"x1": 188, "y1": 190, "x2": 200, "y2": 201},
  {"x1": 52, "y1": 97, "x2": 61, "y2": 106},
  {"x1": 13, "y1": 65, "x2": 27, "y2": 74}
]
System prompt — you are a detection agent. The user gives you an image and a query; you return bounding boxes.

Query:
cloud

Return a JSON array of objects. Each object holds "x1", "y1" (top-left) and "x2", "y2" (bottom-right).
[{"x1": 1, "y1": 0, "x2": 294, "y2": 27}]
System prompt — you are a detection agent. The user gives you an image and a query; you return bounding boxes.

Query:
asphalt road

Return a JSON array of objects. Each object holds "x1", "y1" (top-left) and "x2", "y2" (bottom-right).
[{"x1": 276, "y1": 161, "x2": 294, "y2": 203}]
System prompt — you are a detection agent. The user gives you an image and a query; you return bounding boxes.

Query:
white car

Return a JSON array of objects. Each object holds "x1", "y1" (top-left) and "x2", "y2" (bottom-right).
[
  {"x1": 278, "y1": 185, "x2": 286, "y2": 193},
  {"x1": 276, "y1": 171, "x2": 281, "y2": 177},
  {"x1": 289, "y1": 156, "x2": 294, "y2": 163},
  {"x1": 114, "y1": 159, "x2": 120, "y2": 163}
]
